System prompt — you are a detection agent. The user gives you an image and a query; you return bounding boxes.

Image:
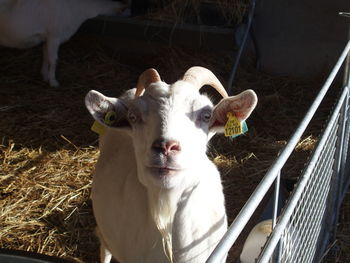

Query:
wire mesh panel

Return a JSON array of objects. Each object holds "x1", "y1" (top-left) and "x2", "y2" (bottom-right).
[
  {"x1": 258, "y1": 88, "x2": 350, "y2": 263},
  {"x1": 279, "y1": 116, "x2": 339, "y2": 263}
]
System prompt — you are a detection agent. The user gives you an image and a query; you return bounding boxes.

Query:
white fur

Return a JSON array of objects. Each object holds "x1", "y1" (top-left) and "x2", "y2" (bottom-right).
[
  {"x1": 85, "y1": 79, "x2": 258, "y2": 263},
  {"x1": 240, "y1": 220, "x2": 273, "y2": 263},
  {"x1": 240, "y1": 219, "x2": 298, "y2": 263},
  {"x1": 0, "y1": 0, "x2": 125, "y2": 87}
]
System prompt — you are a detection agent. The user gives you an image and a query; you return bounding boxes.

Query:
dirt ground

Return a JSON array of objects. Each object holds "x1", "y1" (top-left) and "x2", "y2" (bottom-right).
[{"x1": 0, "y1": 34, "x2": 349, "y2": 262}]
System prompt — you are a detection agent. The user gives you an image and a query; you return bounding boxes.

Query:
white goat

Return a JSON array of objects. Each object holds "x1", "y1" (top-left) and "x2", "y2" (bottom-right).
[
  {"x1": 85, "y1": 66, "x2": 258, "y2": 263},
  {"x1": 240, "y1": 219, "x2": 299, "y2": 263},
  {"x1": 240, "y1": 220, "x2": 273, "y2": 263},
  {"x1": 0, "y1": 0, "x2": 125, "y2": 87}
]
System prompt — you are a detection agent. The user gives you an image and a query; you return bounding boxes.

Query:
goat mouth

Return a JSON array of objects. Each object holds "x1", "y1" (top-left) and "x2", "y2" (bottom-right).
[{"x1": 148, "y1": 166, "x2": 182, "y2": 176}]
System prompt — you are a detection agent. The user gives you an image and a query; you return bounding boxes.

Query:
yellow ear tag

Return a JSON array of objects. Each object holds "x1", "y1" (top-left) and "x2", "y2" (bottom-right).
[
  {"x1": 91, "y1": 121, "x2": 105, "y2": 135},
  {"x1": 224, "y1": 112, "x2": 243, "y2": 137},
  {"x1": 91, "y1": 111, "x2": 117, "y2": 135}
]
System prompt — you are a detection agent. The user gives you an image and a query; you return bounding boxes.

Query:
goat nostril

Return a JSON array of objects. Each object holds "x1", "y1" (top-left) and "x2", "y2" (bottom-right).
[
  {"x1": 152, "y1": 139, "x2": 181, "y2": 154},
  {"x1": 167, "y1": 141, "x2": 181, "y2": 152}
]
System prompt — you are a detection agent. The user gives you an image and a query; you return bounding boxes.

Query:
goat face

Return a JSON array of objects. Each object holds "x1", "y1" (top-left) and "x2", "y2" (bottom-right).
[
  {"x1": 85, "y1": 67, "x2": 257, "y2": 190},
  {"x1": 127, "y1": 81, "x2": 216, "y2": 189}
]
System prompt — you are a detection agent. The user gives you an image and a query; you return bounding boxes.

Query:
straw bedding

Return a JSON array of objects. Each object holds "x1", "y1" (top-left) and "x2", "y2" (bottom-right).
[{"x1": 0, "y1": 35, "x2": 348, "y2": 262}]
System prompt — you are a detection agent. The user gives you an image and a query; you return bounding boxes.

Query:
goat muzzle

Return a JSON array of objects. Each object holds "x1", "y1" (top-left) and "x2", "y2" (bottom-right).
[{"x1": 151, "y1": 138, "x2": 181, "y2": 156}]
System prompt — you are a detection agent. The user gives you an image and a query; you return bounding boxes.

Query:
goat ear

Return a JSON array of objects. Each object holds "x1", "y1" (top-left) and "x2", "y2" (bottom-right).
[
  {"x1": 209, "y1": 90, "x2": 257, "y2": 133},
  {"x1": 85, "y1": 90, "x2": 130, "y2": 129}
]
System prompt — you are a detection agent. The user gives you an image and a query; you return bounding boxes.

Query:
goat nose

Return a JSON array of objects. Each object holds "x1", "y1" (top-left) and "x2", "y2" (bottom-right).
[{"x1": 152, "y1": 139, "x2": 181, "y2": 155}]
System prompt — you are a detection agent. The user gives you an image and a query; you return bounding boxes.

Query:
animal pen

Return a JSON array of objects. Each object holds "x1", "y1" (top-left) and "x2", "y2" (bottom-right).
[
  {"x1": 207, "y1": 38, "x2": 350, "y2": 262},
  {"x1": 1, "y1": 1, "x2": 350, "y2": 263}
]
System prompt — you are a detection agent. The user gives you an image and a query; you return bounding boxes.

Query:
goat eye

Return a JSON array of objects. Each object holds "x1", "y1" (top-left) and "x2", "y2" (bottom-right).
[
  {"x1": 201, "y1": 111, "x2": 212, "y2": 122},
  {"x1": 128, "y1": 111, "x2": 138, "y2": 123}
]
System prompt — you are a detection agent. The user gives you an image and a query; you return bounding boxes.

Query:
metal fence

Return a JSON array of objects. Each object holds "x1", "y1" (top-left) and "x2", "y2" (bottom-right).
[
  {"x1": 263, "y1": 78, "x2": 350, "y2": 263},
  {"x1": 206, "y1": 38, "x2": 350, "y2": 263}
]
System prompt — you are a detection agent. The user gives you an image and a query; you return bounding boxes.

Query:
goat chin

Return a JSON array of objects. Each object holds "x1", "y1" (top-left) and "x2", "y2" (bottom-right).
[{"x1": 139, "y1": 167, "x2": 195, "y2": 190}]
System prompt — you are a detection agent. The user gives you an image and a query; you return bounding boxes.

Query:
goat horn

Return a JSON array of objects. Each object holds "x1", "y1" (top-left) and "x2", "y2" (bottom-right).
[
  {"x1": 182, "y1": 66, "x2": 228, "y2": 98},
  {"x1": 135, "y1": 68, "x2": 161, "y2": 97}
]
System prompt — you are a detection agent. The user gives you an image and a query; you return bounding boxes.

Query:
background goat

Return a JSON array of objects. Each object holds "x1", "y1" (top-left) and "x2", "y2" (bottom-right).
[
  {"x1": 0, "y1": 0, "x2": 125, "y2": 87},
  {"x1": 240, "y1": 220, "x2": 273, "y2": 263},
  {"x1": 85, "y1": 66, "x2": 258, "y2": 263}
]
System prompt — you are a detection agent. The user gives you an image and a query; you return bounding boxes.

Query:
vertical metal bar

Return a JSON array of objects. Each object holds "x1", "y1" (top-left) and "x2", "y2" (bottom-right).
[
  {"x1": 330, "y1": 24, "x2": 350, "y2": 246},
  {"x1": 338, "y1": 16, "x2": 350, "y2": 198},
  {"x1": 340, "y1": 87, "x2": 350, "y2": 191},
  {"x1": 329, "y1": 91, "x2": 347, "y2": 244},
  {"x1": 329, "y1": 22, "x2": 350, "y2": 243},
  {"x1": 250, "y1": 24, "x2": 261, "y2": 70},
  {"x1": 227, "y1": 0, "x2": 256, "y2": 95},
  {"x1": 335, "y1": 99, "x2": 347, "y2": 175},
  {"x1": 272, "y1": 171, "x2": 281, "y2": 263},
  {"x1": 272, "y1": 171, "x2": 280, "y2": 228},
  {"x1": 343, "y1": 23, "x2": 350, "y2": 87}
]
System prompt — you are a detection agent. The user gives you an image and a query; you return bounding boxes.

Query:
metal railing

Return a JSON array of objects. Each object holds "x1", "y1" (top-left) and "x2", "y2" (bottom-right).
[{"x1": 206, "y1": 37, "x2": 350, "y2": 263}]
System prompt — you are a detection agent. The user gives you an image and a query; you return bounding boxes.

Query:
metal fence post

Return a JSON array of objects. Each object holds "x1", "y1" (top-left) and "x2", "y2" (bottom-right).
[
  {"x1": 227, "y1": 0, "x2": 257, "y2": 95},
  {"x1": 328, "y1": 87, "x2": 348, "y2": 245},
  {"x1": 329, "y1": 20, "x2": 350, "y2": 245},
  {"x1": 272, "y1": 171, "x2": 281, "y2": 263},
  {"x1": 342, "y1": 14, "x2": 350, "y2": 87}
]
